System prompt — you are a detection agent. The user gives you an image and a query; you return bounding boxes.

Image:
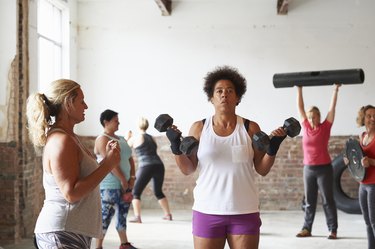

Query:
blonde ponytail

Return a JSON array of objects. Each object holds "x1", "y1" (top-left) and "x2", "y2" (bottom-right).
[{"x1": 26, "y1": 79, "x2": 80, "y2": 147}]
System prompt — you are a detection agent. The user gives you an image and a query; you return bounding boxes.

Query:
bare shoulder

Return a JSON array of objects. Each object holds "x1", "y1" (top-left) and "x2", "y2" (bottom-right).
[
  {"x1": 189, "y1": 120, "x2": 205, "y2": 140},
  {"x1": 47, "y1": 131, "x2": 77, "y2": 148},
  {"x1": 44, "y1": 132, "x2": 79, "y2": 162},
  {"x1": 95, "y1": 134, "x2": 109, "y2": 144},
  {"x1": 94, "y1": 134, "x2": 109, "y2": 154},
  {"x1": 249, "y1": 120, "x2": 260, "y2": 130},
  {"x1": 247, "y1": 119, "x2": 261, "y2": 137},
  {"x1": 191, "y1": 120, "x2": 204, "y2": 128}
]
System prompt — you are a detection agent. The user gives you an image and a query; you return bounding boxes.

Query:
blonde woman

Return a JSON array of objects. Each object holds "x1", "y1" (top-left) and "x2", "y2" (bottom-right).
[
  {"x1": 296, "y1": 84, "x2": 341, "y2": 239},
  {"x1": 26, "y1": 79, "x2": 120, "y2": 249},
  {"x1": 127, "y1": 117, "x2": 172, "y2": 223}
]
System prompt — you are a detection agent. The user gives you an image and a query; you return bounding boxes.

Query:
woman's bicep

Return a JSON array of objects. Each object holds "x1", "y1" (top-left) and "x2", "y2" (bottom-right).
[
  {"x1": 248, "y1": 121, "x2": 263, "y2": 166},
  {"x1": 49, "y1": 136, "x2": 80, "y2": 199},
  {"x1": 188, "y1": 121, "x2": 203, "y2": 140},
  {"x1": 95, "y1": 136, "x2": 109, "y2": 158}
]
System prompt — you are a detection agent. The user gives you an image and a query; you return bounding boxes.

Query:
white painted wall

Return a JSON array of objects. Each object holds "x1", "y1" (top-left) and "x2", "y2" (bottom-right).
[
  {"x1": 0, "y1": 0, "x2": 16, "y2": 105},
  {"x1": 29, "y1": 0, "x2": 38, "y2": 95},
  {"x1": 0, "y1": 0, "x2": 16, "y2": 140},
  {"x1": 1, "y1": 0, "x2": 373, "y2": 139},
  {"x1": 74, "y1": 0, "x2": 375, "y2": 137}
]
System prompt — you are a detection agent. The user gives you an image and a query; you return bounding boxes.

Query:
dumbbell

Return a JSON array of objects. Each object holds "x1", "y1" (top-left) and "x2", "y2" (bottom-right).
[
  {"x1": 154, "y1": 114, "x2": 199, "y2": 155},
  {"x1": 252, "y1": 117, "x2": 301, "y2": 151}
]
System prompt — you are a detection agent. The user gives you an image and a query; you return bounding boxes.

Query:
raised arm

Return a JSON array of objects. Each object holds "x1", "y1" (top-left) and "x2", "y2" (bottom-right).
[
  {"x1": 326, "y1": 84, "x2": 341, "y2": 123},
  {"x1": 127, "y1": 133, "x2": 144, "y2": 149},
  {"x1": 297, "y1": 86, "x2": 307, "y2": 121}
]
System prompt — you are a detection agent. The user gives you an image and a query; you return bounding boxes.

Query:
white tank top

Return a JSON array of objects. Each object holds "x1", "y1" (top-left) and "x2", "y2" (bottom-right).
[
  {"x1": 193, "y1": 115, "x2": 259, "y2": 215},
  {"x1": 34, "y1": 128, "x2": 102, "y2": 238}
]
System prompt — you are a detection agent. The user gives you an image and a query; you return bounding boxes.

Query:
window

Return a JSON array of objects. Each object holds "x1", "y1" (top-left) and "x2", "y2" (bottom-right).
[{"x1": 37, "y1": 0, "x2": 69, "y2": 92}]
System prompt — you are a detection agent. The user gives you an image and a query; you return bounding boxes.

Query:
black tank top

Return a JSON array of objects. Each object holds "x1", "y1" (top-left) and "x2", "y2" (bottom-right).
[{"x1": 134, "y1": 134, "x2": 163, "y2": 166}]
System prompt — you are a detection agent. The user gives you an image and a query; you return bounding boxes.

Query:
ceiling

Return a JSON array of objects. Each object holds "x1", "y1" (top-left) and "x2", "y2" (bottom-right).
[{"x1": 154, "y1": 0, "x2": 289, "y2": 16}]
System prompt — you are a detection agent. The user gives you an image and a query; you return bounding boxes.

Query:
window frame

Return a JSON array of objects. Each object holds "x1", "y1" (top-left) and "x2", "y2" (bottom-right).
[{"x1": 37, "y1": 0, "x2": 69, "y2": 92}]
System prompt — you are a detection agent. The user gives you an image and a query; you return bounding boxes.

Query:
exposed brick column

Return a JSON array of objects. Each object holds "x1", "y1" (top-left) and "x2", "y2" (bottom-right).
[
  {"x1": 16, "y1": 0, "x2": 43, "y2": 242},
  {"x1": 0, "y1": 0, "x2": 43, "y2": 245}
]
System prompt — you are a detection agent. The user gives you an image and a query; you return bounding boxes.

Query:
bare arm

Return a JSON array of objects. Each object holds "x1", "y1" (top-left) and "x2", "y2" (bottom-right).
[
  {"x1": 362, "y1": 156, "x2": 375, "y2": 168},
  {"x1": 174, "y1": 121, "x2": 202, "y2": 175},
  {"x1": 46, "y1": 133, "x2": 119, "y2": 203},
  {"x1": 126, "y1": 135, "x2": 134, "y2": 148},
  {"x1": 128, "y1": 133, "x2": 144, "y2": 149},
  {"x1": 128, "y1": 156, "x2": 136, "y2": 188},
  {"x1": 95, "y1": 135, "x2": 127, "y2": 190},
  {"x1": 250, "y1": 122, "x2": 287, "y2": 176},
  {"x1": 297, "y1": 86, "x2": 307, "y2": 121},
  {"x1": 125, "y1": 130, "x2": 132, "y2": 141},
  {"x1": 326, "y1": 84, "x2": 341, "y2": 123}
]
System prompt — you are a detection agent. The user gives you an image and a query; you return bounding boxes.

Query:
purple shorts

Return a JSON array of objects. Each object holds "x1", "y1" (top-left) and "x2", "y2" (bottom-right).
[{"x1": 192, "y1": 210, "x2": 262, "y2": 238}]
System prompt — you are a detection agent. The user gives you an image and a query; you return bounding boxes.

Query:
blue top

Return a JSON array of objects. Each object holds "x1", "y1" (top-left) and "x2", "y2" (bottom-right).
[{"x1": 97, "y1": 134, "x2": 132, "y2": 189}]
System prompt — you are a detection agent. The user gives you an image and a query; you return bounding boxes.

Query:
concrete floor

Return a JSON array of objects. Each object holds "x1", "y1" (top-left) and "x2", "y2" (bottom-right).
[{"x1": 2, "y1": 209, "x2": 367, "y2": 249}]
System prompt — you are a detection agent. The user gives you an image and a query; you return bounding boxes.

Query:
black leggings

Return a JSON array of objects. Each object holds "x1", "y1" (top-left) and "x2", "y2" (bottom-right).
[{"x1": 133, "y1": 163, "x2": 166, "y2": 200}]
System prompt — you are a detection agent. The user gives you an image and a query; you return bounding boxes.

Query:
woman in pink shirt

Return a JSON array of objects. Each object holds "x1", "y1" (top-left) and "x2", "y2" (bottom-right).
[{"x1": 296, "y1": 84, "x2": 341, "y2": 239}]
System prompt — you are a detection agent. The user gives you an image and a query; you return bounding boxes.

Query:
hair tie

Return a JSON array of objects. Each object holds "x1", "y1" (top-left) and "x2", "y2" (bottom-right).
[
  {"x1": 41, "y1": 93, "x2": 58, "y2": 119},
  {"x1": 42, "y1": 94, "x2": 50, "y2": 105}
]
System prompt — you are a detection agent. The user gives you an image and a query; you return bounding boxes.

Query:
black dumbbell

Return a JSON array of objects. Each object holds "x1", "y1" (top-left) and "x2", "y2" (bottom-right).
[
  {"x1": 252, "y1": 117, "x2": 301, "y2": 151},
  {"x1": 154, "y1": 114, "x2": 199, "y2": 155}
]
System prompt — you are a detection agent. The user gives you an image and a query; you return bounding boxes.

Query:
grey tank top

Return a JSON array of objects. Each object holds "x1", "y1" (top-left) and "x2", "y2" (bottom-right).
[
  {"x1": 34, "y1": 128, "x2": 102, "y2": 238},
  {"x1": 134, "y1": 133, "x2": 163, "y2": 167}
]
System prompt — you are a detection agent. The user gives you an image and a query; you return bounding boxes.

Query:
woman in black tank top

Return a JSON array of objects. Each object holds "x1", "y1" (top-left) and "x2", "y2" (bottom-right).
[{"x1": 127, "y1": 117, "x2": 173, "y2": 223}]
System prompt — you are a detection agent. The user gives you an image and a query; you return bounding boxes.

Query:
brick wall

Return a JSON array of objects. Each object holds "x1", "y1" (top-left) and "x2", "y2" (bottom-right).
[
  {"x1": 0, "y1": 142, "x2": 19, "y2": 244},
  {"x1": 0, "y1": 134, "x2": 358, "y2": 246},
  {"x1": 80, "y1": 135, "x2": 358, "y2": 211},
  {"x1": 0, "y1": 142, "x2": 43, "y2": 246}
]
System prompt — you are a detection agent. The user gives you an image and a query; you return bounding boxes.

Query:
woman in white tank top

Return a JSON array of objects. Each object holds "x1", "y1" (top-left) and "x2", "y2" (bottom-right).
[
  {"x1": 26, "y1": 79, "x2": 121, "y2": 249},
  {"x1": 165, "y1": 66, "x2": 288, "y2": 249}
]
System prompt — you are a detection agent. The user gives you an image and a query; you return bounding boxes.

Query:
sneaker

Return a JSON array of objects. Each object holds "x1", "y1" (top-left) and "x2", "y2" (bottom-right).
[
  {"x1": 162, "y1": 214, "x2": 173, "y2": 221},
  {"x1": 129, "y1": 216, "x2": 142, "y2": 223},
  {"x1": 296, "y1": 228, "x2": 311, "y2": 237},
  {"x1": 119, "y1": 242, "x2": 137, "y2": 249},
  {"x1": 328, "y1": 232, "x2": 337, "y2": 240}
]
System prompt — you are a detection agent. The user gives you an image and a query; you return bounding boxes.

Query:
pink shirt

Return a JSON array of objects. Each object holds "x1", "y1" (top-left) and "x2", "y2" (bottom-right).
[
  {"x1": 360, "y1": 132, "x2": 375, "y2": 184},
  {"x1": 302, "y1": 119, "x2": 332, "y2": 166}
]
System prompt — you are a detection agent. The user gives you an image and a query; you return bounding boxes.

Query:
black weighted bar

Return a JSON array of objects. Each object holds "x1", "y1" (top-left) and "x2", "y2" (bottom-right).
[{"x1": 273, "y1": 68, "x2": 365, "y2": 88}]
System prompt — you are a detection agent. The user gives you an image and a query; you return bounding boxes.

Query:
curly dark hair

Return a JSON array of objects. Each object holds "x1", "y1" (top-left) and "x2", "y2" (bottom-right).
[{"x1": 203, "y1": 65, "x2": 247, "y2": 104}]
